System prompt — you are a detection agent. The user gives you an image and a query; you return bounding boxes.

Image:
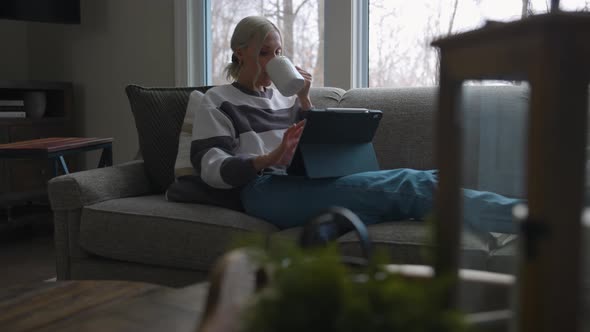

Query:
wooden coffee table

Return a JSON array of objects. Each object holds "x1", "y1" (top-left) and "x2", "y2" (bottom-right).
[{"x1": 0, "y1": 280, "x2": 209, "y2": 332}]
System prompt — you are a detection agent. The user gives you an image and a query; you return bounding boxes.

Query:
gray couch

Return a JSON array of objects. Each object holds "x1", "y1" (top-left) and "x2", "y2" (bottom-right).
[{"x1": 48, "y1": 85, "x2": 530, "y2": 287}]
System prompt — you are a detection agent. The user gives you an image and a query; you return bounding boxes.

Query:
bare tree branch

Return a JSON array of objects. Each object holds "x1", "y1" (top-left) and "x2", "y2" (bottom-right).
[
  {"x1": 294, "y1": 0, "x2": 311, "y2": 17},
  {"x1": 448, "y1": 0, "x2": 459, "y2": 35},
  {"x1": 521, "y1": 0, "x2": 530, "y2": 18}
]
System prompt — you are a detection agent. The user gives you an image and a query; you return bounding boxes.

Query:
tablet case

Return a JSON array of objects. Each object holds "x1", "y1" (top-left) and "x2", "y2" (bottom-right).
[{"x1": 287, "y1": 108, "x2": 382, "y2": 178}]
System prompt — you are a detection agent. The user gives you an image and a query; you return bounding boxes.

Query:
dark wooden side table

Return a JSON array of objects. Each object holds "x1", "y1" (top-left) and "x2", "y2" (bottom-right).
[
  {"x1": 0, "y1": 137, "x2": 114, "y2": 223},
  {"x1": 0, "y1": 137, "x2": 114, "y2": 176}
]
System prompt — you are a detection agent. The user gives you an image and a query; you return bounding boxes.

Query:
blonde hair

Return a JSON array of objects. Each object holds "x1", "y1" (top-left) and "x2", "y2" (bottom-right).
[{"x1": 225, "y1": 16, "x2": 282, "y2": 82}]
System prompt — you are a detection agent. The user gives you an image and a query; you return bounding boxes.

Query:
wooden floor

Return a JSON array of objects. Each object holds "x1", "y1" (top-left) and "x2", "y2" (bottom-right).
[
  {"x1": 0, "y1": 280, "x2": 209, "y2": 332},
  {"x1": 0, "y1": 214, "x2": 56, "y2": 287}
]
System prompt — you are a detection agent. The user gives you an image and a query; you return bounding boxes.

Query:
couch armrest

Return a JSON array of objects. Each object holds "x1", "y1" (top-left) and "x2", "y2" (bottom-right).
[
  {"x1": 48, "y1": 160, "x2": 154, "y2": 211},
  {"x1": 49, "y1": 160, "x2": 154, "y2": 280}
]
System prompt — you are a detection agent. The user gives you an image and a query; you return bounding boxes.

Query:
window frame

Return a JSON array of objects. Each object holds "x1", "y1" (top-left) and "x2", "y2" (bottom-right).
[
  {"x1": 174, "y1": 0, "x2": 211, "y2": 86},
  {"x1": 352, "y1": 0, "x2": 369, "y2": 88}
]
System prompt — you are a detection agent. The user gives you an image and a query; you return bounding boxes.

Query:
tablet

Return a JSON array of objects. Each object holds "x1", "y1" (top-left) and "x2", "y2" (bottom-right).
[
  {"x1": 286, "y1": 108, "x2": 383, "y2": 178},
  {"x1": 298, "y1": 108, "x2": 383, "y2": 144}
]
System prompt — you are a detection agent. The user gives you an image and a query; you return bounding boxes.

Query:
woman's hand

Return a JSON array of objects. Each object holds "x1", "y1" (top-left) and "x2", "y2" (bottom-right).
[
  {"x1": 253, "y1": 120, "x2": 306, "y2": 171},
  {"x1": 295, "y1": 66, "x2": 313, "y2": 110}
]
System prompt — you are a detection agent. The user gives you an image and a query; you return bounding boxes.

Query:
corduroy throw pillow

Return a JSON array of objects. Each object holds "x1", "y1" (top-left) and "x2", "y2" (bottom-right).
[{"x1": 125, "y1": 85, "x2": 210, "y2": 192}]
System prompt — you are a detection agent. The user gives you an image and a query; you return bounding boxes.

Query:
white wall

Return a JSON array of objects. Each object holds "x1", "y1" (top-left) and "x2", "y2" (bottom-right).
[
  {"x1": 0, "y1": 20, "x2": 29, "y2": 80},
  {"x1": 27, "y1": 0, "x2": 176, "y2": 167}
]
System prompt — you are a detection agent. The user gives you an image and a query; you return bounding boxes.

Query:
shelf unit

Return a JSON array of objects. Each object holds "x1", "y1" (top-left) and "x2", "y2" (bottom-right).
[{"x1": 0, "y1": 80, "x2": 74, "y2": 207}]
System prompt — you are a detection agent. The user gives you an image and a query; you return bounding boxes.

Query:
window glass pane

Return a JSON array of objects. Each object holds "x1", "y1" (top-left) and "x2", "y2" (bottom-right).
[
  {"x1": 368, "y1": 0, "x2": 590, "y2": 88},
  {"x1": 211, "y1": 0, "x2": 325, "y2": 86}
]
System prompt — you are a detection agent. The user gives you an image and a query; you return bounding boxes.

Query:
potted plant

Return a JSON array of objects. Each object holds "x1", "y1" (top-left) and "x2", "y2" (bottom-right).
[
  {"x1": 198, "y1": 209, "x2": 511, "y2": 332},
  {"x1": 240, "y1": 243, "x2": 469, "y2": 332}
]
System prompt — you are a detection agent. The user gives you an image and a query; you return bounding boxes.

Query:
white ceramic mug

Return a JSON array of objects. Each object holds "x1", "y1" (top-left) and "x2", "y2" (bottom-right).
[{"x1": 266, "y1": 56, "x2": 305, "y2": 97}]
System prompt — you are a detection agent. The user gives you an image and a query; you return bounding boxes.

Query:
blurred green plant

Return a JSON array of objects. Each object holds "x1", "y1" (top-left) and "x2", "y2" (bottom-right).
[{"x1": 239, "y1": 240, "x2": 469, "y2": 332}]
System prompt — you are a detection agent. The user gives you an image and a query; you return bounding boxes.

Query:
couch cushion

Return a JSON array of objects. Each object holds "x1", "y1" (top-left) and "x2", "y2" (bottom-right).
[
  {"x1": 309, "y1": 87, "x2": 346, "y2": 108},
  {"x1": 338, "y1": 221, "x2": 490, "y2": 270},
  {"x1": 269, "y1": 220, "x2": 491, "y2": 270},
  {"x1": 78, "y1": 195, "x2": 277, "y2": 271},
  {"x1": 339, "y1": 87, "x2": 437, "y2": 171},
  {"x1": 339, "y1": 221, "x2": 489, "y2": 270},
  {"x1": 125, "y1": 85, "x2": 211, "y2": 192}
]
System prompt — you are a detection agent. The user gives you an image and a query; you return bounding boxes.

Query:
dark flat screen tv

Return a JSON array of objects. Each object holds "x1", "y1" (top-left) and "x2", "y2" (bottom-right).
[{"x1": 0, "y1": 0, "x2": 80, "y2": 24}]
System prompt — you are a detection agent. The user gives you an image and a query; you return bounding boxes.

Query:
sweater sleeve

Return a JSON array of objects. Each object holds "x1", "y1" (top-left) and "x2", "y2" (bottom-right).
[{"x1": 190, "y1": 94, "x2": 258, "y2": 189}]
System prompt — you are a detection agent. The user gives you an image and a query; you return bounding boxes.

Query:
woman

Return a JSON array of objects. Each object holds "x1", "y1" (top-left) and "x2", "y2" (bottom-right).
[{"x1": 191, "y1": 15, "x2": 519, "y2": 234}]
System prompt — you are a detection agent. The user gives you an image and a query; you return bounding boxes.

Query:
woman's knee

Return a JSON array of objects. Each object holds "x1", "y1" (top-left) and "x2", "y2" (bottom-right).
[{"x1": 390, "y1": 169, "x2": 436, "y2": 194}]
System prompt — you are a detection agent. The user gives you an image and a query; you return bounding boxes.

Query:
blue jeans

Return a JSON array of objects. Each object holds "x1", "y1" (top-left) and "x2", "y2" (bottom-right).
[{"x1": 240, "y1": 169, "x2": 520, "y2": 233}]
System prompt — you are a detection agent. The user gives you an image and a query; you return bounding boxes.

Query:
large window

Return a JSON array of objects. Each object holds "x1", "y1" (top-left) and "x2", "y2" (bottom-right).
[
  {"x1": 210, "y1": 0, "x2": 325, "y2": 86},
  {"x1": 184, "y1": 0, "x2": 590, "y2": 88},
  {"x1": 368, "y1": 0, "x2": 590, "y2": 87}
]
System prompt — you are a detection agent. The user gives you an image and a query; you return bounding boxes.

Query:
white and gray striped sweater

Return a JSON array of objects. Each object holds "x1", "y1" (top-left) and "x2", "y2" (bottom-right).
[{"x1": 191, "y1": 82, "x2": 304, "y2": 189}]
